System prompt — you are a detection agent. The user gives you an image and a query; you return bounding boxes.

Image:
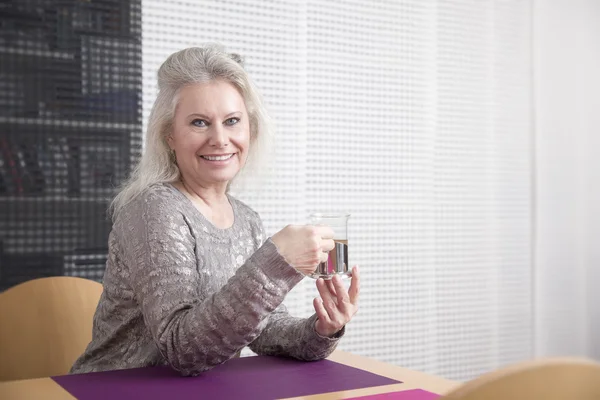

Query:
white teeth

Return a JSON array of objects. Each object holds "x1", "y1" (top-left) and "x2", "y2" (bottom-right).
[{"x1": 201, "y1": 154, "x2": 233, "y2": 161}]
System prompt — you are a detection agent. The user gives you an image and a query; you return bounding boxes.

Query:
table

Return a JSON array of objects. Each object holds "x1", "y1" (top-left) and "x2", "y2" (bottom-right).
[{"x1": 0, "y1": 351, "x2": 459, "y2": 399}]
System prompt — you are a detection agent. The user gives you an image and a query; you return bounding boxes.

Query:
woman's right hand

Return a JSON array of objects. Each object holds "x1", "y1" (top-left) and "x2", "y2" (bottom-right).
[{"x1": 271, "y1": 225, "x2": 335, "y2": 275}]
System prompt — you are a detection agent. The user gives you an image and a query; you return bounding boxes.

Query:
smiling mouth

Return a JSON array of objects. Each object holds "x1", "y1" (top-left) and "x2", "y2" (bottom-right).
[{"x1": 200, "y1": 153, "x2": 235, "y2": 161}]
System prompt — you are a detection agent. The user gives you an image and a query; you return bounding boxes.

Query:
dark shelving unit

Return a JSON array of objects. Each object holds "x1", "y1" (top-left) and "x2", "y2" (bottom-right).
[{"x1": 0, "y1": 0, "x2": 142, "y2": 290}]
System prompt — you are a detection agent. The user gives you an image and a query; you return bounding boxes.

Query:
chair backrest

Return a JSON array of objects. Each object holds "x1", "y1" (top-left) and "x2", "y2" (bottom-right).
[
  {"x1": 0, "y1": 276, "x2": 103, "y2": 381},
  {"x1": 442, "y1": 357, "x2": 600, "y2": 400}
]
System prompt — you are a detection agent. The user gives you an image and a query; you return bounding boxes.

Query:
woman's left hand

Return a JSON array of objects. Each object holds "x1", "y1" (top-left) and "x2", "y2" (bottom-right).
[{"x1": 313, "y1": 266, "x2": 360, "y2": 337}]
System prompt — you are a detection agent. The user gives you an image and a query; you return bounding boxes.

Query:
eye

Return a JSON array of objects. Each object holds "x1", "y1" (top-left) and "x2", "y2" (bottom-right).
[
  {"x1": 224, "y1": 117, "x2": 240, "y2": 126},
  {"x1": 191, "y1": 119, "x2": 208, "y2": 127}
]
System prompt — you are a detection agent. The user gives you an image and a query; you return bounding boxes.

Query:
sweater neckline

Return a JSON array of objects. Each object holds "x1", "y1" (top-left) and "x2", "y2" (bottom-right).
[{"x1": 163, "y1": 182, "x2": 242, "y2": 239}]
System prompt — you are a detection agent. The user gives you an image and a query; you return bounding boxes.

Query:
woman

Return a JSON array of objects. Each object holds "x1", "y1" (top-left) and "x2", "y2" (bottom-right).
[{"x1": 70, "y1": 45, "x2": 360, "y2": 377}]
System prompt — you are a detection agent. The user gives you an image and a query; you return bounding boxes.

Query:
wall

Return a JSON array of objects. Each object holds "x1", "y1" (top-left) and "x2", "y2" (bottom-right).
[
  {"x1": 533, "y1": 0, "x2": 600, "y2": 358},
  {"x1": 142, "y1": 0, "x2": 533, "y2": 381}
]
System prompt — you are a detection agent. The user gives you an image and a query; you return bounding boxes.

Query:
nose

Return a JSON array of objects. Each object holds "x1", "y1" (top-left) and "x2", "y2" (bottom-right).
[{"x1": 208, "y1": 123, "x2": 229, "y2": 148}]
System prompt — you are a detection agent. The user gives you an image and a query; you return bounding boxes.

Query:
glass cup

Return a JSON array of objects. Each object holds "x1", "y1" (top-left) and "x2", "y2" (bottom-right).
[{"x1": 308, "y1": 213, "x2": 351, "y2": 280}]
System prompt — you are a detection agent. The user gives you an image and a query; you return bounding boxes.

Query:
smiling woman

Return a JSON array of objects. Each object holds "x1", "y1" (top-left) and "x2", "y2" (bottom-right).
[{"x1": 68, "y1": 44, "x2": 360, "y2": 377}]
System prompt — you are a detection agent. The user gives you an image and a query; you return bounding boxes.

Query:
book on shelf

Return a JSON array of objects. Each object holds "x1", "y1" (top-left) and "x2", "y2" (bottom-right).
[
  {"x1": 0, "y1": 136, "x2": 23, "y2": 195},
  {"x1": 17, "y1": 138, "x2": 45, "y2": 195},
  {"x1": 0, "y1": 135, "x2": 126, "y2": 198},
  {"x1": 38, "y1": 137, "x2": 68, "y2": 195}
]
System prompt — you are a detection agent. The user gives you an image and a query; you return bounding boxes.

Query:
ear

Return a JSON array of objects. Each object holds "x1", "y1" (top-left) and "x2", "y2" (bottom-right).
[{"x1": 166, "y1": 134, "x2": 175, "y2": 150}]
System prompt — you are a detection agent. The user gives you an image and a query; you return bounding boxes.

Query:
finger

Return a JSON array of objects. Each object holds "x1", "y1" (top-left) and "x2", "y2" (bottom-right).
[
  {"x1": 320, "y1": 238, "x2": 335, "y2": 252},
  {"x1": 320, "y1": 289, "x2": 343, "y2": 321},
  {"x1": 315, "y1": 225, "x2": 335, "y2": 240},
  {"x1": 348, "y1": 265, "x2": 360, "y2": 304},
  {"x1": 331, "y1": 275, "x2": 350, "y2": 308},
  {"x1": 325, "y1": 278, "x2": 337, "y2": 298},
  {"x1": 316, "y1": 278, "x2": 337, "y2": 311},
  {"x1": 313, "y1": 298, "x2": 331, "y2": 324},
  {"x1": 319, "y1": 251, "x2": 329, "y2": 264}
]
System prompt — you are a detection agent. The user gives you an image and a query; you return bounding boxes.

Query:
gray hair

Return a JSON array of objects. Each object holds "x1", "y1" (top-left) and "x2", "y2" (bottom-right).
[{"x1": 110, "y1": 44, "x2": 272, "y2": 219}]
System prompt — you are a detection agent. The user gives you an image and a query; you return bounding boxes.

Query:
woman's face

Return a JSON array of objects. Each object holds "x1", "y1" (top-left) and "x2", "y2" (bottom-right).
[{"x1": 168, "y1": 80, "x2": 251, "y2": 189}]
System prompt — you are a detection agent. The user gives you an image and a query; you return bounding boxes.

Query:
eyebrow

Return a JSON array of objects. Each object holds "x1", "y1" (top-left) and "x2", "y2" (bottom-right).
[{"x1": 186, "y1": 112, "x2": 242, "y2": 120}]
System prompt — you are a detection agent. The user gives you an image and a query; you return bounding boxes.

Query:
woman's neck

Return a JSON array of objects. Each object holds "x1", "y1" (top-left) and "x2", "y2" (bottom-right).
[
  {"x1": 173, "y1": 178, "x2": 234, "y2": 229},
  {"x1": 178, "y1": 178, "x2": 229, "y2": 208}
]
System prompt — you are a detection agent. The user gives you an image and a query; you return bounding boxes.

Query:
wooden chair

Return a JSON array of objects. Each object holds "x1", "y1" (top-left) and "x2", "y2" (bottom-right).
[
  {"x1": 0, "y1": 276, "x2": 103, "y2": 381},
  {"x1": 442, "y1": 357, "x2": 600, "y2": 400}
]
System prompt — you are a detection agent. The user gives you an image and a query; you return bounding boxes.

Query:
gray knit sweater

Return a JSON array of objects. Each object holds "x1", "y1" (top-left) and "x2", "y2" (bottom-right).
[{"x1": 70, "y1": 183, "x2": 342, "y2": 376}]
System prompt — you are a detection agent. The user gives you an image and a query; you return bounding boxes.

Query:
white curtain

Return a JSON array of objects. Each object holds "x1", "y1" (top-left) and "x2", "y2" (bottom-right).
[
  {"x1": 533, "y1": 0, "x2": 600, "y2": 360},
  {"x1": 142, "y1": 0, "x2": 533, "y2": 382}
]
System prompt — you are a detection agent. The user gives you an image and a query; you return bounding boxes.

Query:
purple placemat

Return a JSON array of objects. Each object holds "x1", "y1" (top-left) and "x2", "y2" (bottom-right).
[
  {"x1": 347, "y1": 389, "x2": 440, "y2": 400},
  {"x1": 53, "y1": 356, "x2": 401, "y2": 399}
]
